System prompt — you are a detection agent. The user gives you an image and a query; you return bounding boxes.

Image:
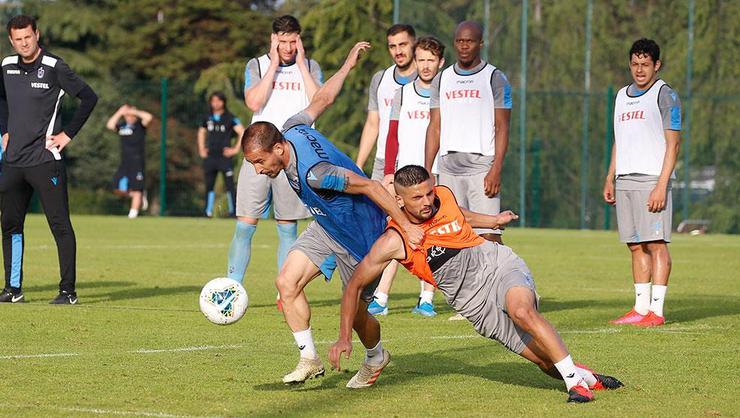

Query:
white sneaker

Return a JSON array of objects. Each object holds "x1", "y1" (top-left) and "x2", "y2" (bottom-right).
[
  {"x1": 282, "y1": 357, "x2": 325, "y2": 384},
  {"x1": 127, "y1": 209, "x2": 139, "y2": 219},
  {"x1": 346, "y1": 349, "x2": 391, "y2": 389},
  {"x1": 448, "y1": 313, "x2": 466, "y2": 321}
]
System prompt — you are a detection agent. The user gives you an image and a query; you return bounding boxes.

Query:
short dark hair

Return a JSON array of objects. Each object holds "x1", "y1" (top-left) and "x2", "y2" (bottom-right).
[
  {"x1": 415, "y1": 36, "x2": 445, "y2": 59},
  {"x1": 387, "y1": 24, "x2": 415, "y2": 39},
  {"x1": 629, "y1": 38, "x2": 660, "y2": 63},
  {"x1": 394, "y1": 165, "x2": 430, "y2": 188},
  {"x1": 7, "y1": 15, "x2": 37, "y2": 35},
  {"x1": 272, "y1": 15, "x2": 301, "y2": 34},
  {"x1": 242, "y1": 122, "x2": 285, "y2": 154}
]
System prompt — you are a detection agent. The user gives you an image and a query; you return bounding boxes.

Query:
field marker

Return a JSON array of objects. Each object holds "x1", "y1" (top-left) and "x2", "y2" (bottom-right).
[
  {"x1": 0, "y1": 352, "x2": 79, "y2": 360},
  {"x1": 134, "y1": 344, "x2": 244, "y2": 354},
  {"x1": 18, "y1": 405, "x2": 224, "y2": 418}
]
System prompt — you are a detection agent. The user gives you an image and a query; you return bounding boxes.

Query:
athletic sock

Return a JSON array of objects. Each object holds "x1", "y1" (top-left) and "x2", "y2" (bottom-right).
[
  {"x1": 374, "y1": 291, "x2": 388, "y2": 306},
  {"x1": 650, "y1": 285, "x2": 667, "y2": 317},
  {"x1": 293, "y1": 328, "x2": 318, "y2": 360},
  {"x1": 554, "y1": 355, "x2": 588, "y2": 391},
  {"x1": 365, "y1": 341, "x2": 384, "y2": 366},
  {"x1": 226, "y1": 221, "x2": 256, "y2": 283},
  {"x1": 226, "y1": 191, "x2": 235, "y2": 215},
  {"x1": 127, "y1": 209, "x2": 139, "y2": 219},
  {"x1": 575, "y1": 364, "x2": 598, "y2": 387},
  {"x1": 634, "y1": 283, "x2": 651, "y2": 315},
  {"x1": 205, "y1": 191, "x2": 215, "y2": 216},
  {"x1": 276, "y1": 223, "x2": 298, "y2": 271},
  {"x1": 419, "y1": 290, "x2": 434, "y2": 305}
]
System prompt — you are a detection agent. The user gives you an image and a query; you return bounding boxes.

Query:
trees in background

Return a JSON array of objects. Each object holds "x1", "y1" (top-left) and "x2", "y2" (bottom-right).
[{"x1": 2, "y1": 0, "x2": 736, "y2": 231}]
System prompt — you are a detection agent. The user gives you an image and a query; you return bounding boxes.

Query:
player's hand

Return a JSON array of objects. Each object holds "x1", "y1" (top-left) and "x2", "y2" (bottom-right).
[
  {"x1": 2, "y1": 133, "x2": 8, "y2": 152},
  {"x1": 603, "y1": 179, "x2": 616, "y2": 205},
  {"x1": 118, "y1": 104, "x2": 130, "y2": 113},
  {"x1": 343, "y1": 41, "x2": 371, "y2": 70},
  {"x1": 269, "y1": 33, "x2": 280, "y2": 63},
  {"x1": 647, "y1": 184, "x2": 667, "y2": 213},
  {"x1": 199, "y1": 147, "x2": 208, "y2": 159},
  {"x1": 223, "y1": 147, "x2": 239, "y2": 158},
  {"x1": 295, "y1": 34, "x2": 306, "y2": 63},
  {"x1": 495, "y1": 210, "x2": 519, "y2": 228},
  {"x1": 483, "y1": 167, "x2": 501, "y2": 198},
  {"x1": 46, "y1": 131, "x2": 71, "y2": 152},
  {"x1": 402, "y1": 223, "x2": 424, "y2": 250},
  {"x1": 328, "y1": 339, "x2": 353, "y2": 371}
]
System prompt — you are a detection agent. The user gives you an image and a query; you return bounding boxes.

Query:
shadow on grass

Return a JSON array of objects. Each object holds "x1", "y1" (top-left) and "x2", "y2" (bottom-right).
[
  {"x1": 251, "y1": 346, "x2": 563, "y2": 416},
  {"x1": 82, "y1": 285, "x2": 202, "y2": 303},
  {"x1": 23, "y1": 281, "x2": 136, "y2": 293}
]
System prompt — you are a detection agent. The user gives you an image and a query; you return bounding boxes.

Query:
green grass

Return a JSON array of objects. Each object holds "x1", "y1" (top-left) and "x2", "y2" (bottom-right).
[{"x1": 1, "y1": 215, "x2": 738, "y2": 417}]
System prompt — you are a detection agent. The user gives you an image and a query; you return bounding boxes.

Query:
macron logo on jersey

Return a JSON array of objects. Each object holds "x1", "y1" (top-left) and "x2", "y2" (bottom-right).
[
  {"x1": 30, "y1": 82, "x2": 50, "y2": 89},
  {"x1": 617, "y1": 110, "x2": 646, "y2": 122},
  {"x1": 6, "y1": 69, "x2": 19, "y2": 75},
  {"x1": 445, "y1": 89, "x2": 481, "y2": 100}
]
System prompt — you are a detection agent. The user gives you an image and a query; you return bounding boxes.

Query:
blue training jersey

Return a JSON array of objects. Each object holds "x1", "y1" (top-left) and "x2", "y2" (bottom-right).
[{"x1": 283, "y1": 124, "x2": 387, "y2": 261}]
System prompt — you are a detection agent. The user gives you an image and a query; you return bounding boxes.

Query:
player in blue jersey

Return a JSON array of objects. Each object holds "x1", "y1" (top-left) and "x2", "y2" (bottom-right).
[{"x1": 241, "y1": 41, "x2": 423, "y2": 386}]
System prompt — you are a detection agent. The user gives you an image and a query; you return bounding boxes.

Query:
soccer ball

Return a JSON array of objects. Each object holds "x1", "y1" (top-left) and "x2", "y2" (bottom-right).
[{"x1": 199, "y1": 278, "x2": 249, "y2": 325}]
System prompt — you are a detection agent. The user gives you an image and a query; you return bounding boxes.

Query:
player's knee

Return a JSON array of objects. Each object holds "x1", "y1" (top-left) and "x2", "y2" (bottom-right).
[
  {"x1": 275, "y1": 274, "x2": 299, "y2": 300},
  {"x1": 510, "y1": 304, "x2": 538, "y2": 328}
]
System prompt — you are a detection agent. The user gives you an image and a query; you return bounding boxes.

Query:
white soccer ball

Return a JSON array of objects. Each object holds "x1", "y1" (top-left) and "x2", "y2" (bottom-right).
[{"x1": 199, "y1": 278, "x2": 249, "y2": 325}]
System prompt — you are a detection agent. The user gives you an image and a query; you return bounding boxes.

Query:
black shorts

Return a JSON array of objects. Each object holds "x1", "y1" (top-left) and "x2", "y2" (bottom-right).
[{"x1": 113, "y1": 156, "x2": 145, "y2": 192}]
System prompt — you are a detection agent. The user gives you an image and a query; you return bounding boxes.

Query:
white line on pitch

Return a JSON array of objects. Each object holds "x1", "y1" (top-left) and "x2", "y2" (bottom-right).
[
  {"x1": 134, "y1": 344, "x2": 244, "y2": 354},
  {"x1": 0, "y1": 352, "x2": 79, "y2": 360},
  {"x1": 18, "y1": 405, "x2": 224, "y2": 418}
]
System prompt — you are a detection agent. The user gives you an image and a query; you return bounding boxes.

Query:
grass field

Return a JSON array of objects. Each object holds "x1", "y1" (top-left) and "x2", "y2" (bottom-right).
[{"x1": 1, "y1": 215, "x2": 738, "y2": 417}]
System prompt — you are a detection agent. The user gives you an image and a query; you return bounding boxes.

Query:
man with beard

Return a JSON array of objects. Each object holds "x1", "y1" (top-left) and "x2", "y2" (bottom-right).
[
  {"x1": 368, "y1": 36, "x2": 446, "y2": 317},
  {"x1": 329, "y1": 165, "x2": 624, "y2": 401},
  {"x1": 356, "y1": 23, "x2": 418, "y2": 317}
]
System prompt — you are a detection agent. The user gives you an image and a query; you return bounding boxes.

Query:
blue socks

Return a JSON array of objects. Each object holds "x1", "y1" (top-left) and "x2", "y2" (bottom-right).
[
  {"x1": 276, "y1": 223, "x2": 298, "y2": 271},
  {"x1": 205, "y1": 191, "x2": 215, "y2": 216},
  {"x1": 226, "y1": 221, "x2": 256, "y2": 283}
]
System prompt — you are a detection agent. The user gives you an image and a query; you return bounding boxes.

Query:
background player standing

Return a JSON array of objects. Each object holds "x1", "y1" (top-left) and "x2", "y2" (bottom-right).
[
  {"x1": 603, "y1": 38, "x2": 681, "y2": 327},
  {"x1": 356, "y1": 23, "x2": 417, "y2": 317},
  {"x1": 197, "y1": 91, "x2": 244, "y2": 217},
  {"x1": 425, "y1": 20, "x2": 512, "y2": 320},
  {"x1": 0, "y1": 15, "x2": 98, "y2": 304},
  {"x1": 227, "y1": 15, "x2": 320, "y2": 296},
  {"x1": 106, "y1": 104, "x2": 153, "y2": 219},
  {"x1": 367, "y1": 36, "x2": 446, "y2": 317}
]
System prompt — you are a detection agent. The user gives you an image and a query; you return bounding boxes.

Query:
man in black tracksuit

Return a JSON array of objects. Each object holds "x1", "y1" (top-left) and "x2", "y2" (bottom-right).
[
  {"x1": 0, "y1": 15, "x2": 98, "y2": 304},
  {"x1": 197, "y1": 91, "x2": 244, "y2": 217}
]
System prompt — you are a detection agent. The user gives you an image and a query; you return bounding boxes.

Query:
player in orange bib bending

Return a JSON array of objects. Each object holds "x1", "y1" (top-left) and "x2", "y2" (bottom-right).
[{"x1": 329, "y1": 165, "x2": 623, "y2": 403}]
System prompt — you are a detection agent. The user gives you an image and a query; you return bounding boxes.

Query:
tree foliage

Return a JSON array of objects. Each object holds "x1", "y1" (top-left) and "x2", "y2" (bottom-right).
[{"x1": 1, "y1": 0, "x2": 736, "y2": 230}]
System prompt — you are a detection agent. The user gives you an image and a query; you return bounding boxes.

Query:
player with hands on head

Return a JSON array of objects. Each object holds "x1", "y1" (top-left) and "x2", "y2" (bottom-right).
[{"x1": 106, "y1": 104, "x2": 153, "y2": 218}]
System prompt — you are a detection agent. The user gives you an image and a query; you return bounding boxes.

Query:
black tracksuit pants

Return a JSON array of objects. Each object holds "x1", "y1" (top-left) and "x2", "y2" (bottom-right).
[{"x1": 0, "y1": 160, "x2": 76, "y2": 293}]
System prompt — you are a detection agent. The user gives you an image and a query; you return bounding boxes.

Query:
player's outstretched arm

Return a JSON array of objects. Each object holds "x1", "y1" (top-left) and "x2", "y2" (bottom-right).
[
  {"x1": 460, "y1": 207, "x2": 519, "y2": 230},
  {"x1": 329, "y1": 231, "x2": 405, "y2": 370},
  {"x1": 302, "y1": 41, "x2": 371, "y2": 123},
  {"x1": 342, "y1": 170, "x2": 423, "y2": 247}
]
